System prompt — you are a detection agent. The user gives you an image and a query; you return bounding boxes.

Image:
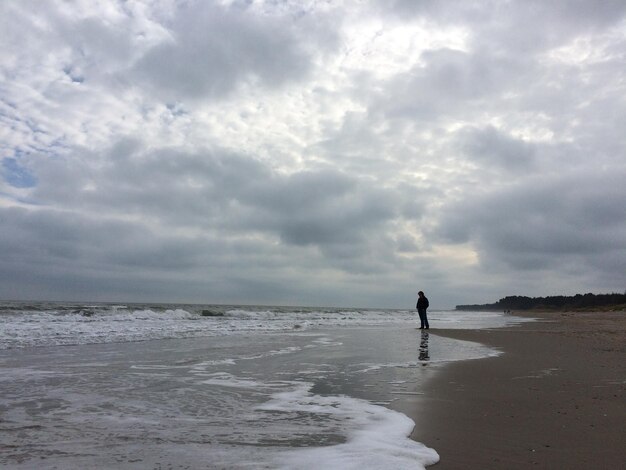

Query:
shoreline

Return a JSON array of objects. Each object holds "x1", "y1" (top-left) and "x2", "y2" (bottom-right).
[{"x1": 408, "y1": 311, "x2": 626, "y2": 469}]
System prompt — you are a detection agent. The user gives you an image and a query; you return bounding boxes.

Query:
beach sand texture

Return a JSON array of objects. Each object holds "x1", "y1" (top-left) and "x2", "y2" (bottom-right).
[{"x1": 411, "y1": 311, "x2": 625, "y2": 469}]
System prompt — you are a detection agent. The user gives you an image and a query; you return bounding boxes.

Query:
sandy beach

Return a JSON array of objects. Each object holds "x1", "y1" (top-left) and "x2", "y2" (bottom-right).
[{"x1": 410, "y1": 311, "x2": 626, "y2": 469}]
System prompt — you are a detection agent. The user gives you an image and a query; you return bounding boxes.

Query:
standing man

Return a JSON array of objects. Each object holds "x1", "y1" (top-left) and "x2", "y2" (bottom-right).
[{"x1": 416, "y1": 291, "x2": 429, "y2": 329}]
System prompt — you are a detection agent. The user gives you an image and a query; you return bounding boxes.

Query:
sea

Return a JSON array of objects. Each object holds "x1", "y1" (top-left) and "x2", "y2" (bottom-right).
[{"x1": 0, "y1": 301, "x2": 532, "y2": 469}]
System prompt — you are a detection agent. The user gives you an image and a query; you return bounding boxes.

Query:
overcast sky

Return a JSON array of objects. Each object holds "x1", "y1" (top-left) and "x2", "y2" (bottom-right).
[{"x1": 1, "y1": 0, "x2": 625, "y2": 308}]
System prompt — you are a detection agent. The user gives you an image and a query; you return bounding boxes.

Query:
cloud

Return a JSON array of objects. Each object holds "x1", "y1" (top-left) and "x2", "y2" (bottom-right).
[
  {"x1": 381, "y1": 0, "x2": 626, "y2": 48},
  {"x1": 1, "y1": 0, "x2": 625, "y2": 307},
  {"x1": 23, "y1": 139, "x2": 421, "y2": 278},
  {"x1": 452, "y1": 125, "x2": 536, "y2": 171},
  {"x1": 436, "y1": 168, "x2": 626, "y2": 277},
  {"x1": 130, "y1": 1, "x2": 338, "y2": 101},
  {"x1": 242, "y1": 169, "x2": 398, "y2": 248}
]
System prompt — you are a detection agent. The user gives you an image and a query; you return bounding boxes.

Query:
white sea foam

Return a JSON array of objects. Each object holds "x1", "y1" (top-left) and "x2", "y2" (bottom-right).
[
  {"x1": 240, "y1": 345, "x2": 302, "y2": 360},
  {"x1": 201, "y1": 372, "x2": 272, "y2": 389},
  {"x1": 259, "y1": 383, "x2": 439, "y2": 470}
]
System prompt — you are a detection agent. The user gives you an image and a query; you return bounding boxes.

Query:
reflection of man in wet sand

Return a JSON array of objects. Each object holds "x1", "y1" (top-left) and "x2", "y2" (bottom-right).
[
  {"x1": 416, "y1": 290, "x2": 429, "y2": 329},
  {"x1": 419, "y1": 330, "x2": 430, "y2": 361}
]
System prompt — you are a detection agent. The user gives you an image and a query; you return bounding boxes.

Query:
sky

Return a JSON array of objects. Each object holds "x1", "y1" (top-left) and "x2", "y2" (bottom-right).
[{"x1": 1, "y1": 0, "x2": 625, "y2": 309}]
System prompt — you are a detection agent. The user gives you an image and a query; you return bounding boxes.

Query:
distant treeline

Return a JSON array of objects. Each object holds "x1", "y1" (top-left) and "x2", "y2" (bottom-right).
[{"x1": 456, "y1": 292, "x2": 626, "y2": 311}]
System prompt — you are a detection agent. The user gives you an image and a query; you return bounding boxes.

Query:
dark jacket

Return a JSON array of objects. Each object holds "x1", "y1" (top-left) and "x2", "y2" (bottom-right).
[{"x1": 416, "y1": 296, "x2": 429, "y2": 310}]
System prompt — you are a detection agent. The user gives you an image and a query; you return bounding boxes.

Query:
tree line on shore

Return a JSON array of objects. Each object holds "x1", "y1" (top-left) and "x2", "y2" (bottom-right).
[{"x1": 456, "y1": 292, "x2": 626, "y2": 311}]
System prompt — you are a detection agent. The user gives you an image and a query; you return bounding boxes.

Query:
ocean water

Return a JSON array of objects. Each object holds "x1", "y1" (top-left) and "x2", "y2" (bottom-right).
[{"x1": 0, "y1": 302, "x2": 531, "y2": 469}]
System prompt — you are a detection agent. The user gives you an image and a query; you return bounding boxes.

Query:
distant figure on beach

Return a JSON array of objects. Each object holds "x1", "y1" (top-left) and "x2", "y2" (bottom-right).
[{"x1": 416, "y1": 291, "x2": 429, "y2": 329}]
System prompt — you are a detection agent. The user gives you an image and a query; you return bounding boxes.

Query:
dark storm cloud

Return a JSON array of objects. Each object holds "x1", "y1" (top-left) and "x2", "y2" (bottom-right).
[
  {"x1": 29, "y1": 142, "x2": 411, "y2": 270},
  {"x1": 371, "y1": 47, "x2": 525, "y2": 126},
  {"x1": 436, "y1": 168, "x2": 626, "y2": 276},
  {"x1": 131, "y1": 1, "x2": 336, "y2": 101},
  {"x1": 243, "y1": 169, "x2": 398, "y2": 248},
  {"x1": 382, "y1": 0, "x2": 626, "y2": 37},
  {"x1": 0, "y1": 205, "x2": 202, "y2": 271},
  {"x1": 0, "y1": 202, "x2": 320, "y2": 302},
  {"x1": 31, "y1": 140, "x2": 269, "y2": 226},
  {"x1": 453, "y1": 126, "x2": 535, "y2": 171}
]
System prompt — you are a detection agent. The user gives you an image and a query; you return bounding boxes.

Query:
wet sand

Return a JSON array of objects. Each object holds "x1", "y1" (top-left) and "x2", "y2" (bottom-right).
[{"x1": 410, "y1": 311, "x2": 626, "y2": 469}]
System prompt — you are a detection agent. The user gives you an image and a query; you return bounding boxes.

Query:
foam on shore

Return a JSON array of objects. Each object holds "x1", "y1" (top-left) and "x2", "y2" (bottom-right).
[{"x1": 259, "y1": 382, "x2": 439, "y2": 469}]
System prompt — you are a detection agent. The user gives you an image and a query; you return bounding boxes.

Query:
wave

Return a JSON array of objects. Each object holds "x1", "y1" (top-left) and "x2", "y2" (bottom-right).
[{"x1": 0, "y1": 301, "x2": 531, "y2": 350}]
